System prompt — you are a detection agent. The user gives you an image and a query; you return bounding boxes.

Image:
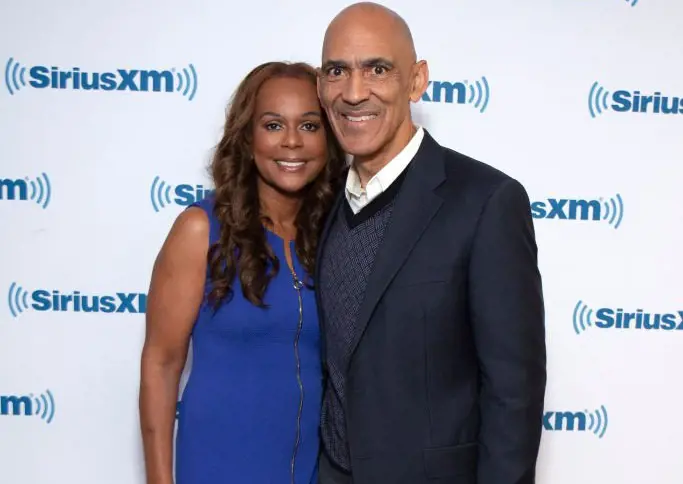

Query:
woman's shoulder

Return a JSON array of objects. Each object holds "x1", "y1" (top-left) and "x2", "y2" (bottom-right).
[
  {"x1": 187, "y1": 192, "x2": 217, "y2": 218},
  {"x1": 180, "y1": 192, "x2": 220, "y2": 243}
]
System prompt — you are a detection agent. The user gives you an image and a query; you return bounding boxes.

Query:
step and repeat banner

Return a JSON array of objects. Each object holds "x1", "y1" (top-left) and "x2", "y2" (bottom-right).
[{"x1": 1, "y1": 0, "x2": 681, "y2": 482}]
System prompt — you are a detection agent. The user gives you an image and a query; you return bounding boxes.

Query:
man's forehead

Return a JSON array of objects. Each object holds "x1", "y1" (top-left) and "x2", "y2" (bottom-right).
[
  {"x1": 322, "y1": 27, "x2": 412, "y2": 65},
  {"x1": 322, "y1": 41, "x2": 402, "y2": 65}
]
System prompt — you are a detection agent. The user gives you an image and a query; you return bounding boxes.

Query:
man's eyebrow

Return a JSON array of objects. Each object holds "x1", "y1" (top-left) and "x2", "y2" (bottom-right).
[
  {"x1": 360, "y1": 57, "x2": 394, "y2": 68},
  {"x1": 321, "y1": 58, "x2": 395, "y2": 71},
  {"x1": 321, "y1": 59, "x2": 349, "y2": 71}
]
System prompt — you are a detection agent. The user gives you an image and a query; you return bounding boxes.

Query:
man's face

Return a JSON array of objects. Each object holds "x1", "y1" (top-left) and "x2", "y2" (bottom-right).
[{"x1": 317, "y1": 21, "x2": 422, "y2": 160}]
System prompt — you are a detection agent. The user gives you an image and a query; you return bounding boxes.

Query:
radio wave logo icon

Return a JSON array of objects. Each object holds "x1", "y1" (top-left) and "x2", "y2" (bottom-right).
[
  {"x1": 8, "y1": 282, "x2": 30, "y2": 318},
  {"x1": 0, "y1": 173, "x2": 52, "y2": 208},
  {"x1": 421, "y1": 76, "x2": 490, "y2": 113},
  {"x1": 150, "y1": 176, "x2": 174, "y2": 212},
  {"x1": 464, "y1": 77, "x2": 490, "y2": 113},
  {"x1": 588, "y1": 82, "x2": 611, "y2": 118},
  {"x1": 543, "y1": 405, "x2": 608, "y2": 438},
  {"x1": 0, "y1": 389, "x2": 56, "y2": 424},
  {"x1": 600, "y1": 193, "x2": 624, "y2": 229},
  {"x1": 586, "y1": 405, "x2": 609, "y2": 438},
  {"x1": 30, "y1": 390, "x2": 56, "y2": 424},
  {"x1": 173, "y1": 64, "x2": 198, "y2": 101},
  {"x1": 27, "y1": 173, "x2": 51, "y2": 208},
  {"x1": 573, "y1": 300, "x2": 594, "y2": 335},
  {"x1": 4, "y1": 57, "x2": 27, "y2": 95}
]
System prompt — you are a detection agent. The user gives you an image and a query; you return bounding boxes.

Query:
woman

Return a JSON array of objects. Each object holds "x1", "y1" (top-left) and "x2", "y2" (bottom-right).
[{"x1": 139, "y1": 61, "x2": 345, "y2": 484}]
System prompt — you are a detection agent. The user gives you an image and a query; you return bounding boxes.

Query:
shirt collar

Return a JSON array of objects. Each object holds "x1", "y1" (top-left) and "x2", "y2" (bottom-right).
[{"x1": 345, "y1": 126, "x2": 424, "y2": 202}]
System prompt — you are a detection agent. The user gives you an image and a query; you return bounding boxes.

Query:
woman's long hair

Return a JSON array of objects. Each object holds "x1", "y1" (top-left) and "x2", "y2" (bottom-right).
[{"x1": 206, "y1": 61, "x2": 345, "y2": 309}]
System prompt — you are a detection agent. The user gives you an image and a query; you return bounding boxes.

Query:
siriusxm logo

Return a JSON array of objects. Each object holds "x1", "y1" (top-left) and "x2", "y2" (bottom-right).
[
  {"x1": 530, "y1": 194, "x2": 624, "y2": 229},
  {"x1": 5, "y1": 58, "x2": 198, "y2": 101},
  {"x1": 573, "y1": 300, "x2": 683, "y2": 334},
  {"x1": 1, "y1": 389, "x2": 55, "y2": 424},
  {"x1": 150, "y1": 176, "x2": 213, "y2": 212},
  {"x1": 543, "y1": 405, "x2": 608, "y2": 438},
  {"x1": 589, "y1": 82, "x2": 681, "y2": 118},
  {"x1": 0, "y1": 173, "x2": 52, "y2": 209},
  {"x1": 7, "y1": 282, "x2": 146, "y2": 318},
  {"x1": 420, "y1": 76, "x2": 490, "y2": 113}
]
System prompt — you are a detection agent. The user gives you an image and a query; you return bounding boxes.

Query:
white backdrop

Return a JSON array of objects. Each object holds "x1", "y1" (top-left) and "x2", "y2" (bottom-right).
[{"x1": 1, "y1": 0, "x2": 682, "y2": 482}]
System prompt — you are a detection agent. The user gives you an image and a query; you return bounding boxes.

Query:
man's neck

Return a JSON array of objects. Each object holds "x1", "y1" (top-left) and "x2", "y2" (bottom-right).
[{"x1": 354, "y1": 121, "x2": 416, "y2": 188}]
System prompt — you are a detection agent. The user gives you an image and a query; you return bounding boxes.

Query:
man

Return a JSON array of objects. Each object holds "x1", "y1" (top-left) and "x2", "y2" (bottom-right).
[{"x1": 314, "y1": 3, "x2": 546, "y2": 484}]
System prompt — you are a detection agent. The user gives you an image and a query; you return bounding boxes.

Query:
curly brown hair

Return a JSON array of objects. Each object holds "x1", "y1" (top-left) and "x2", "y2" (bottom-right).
[{"x1": 205, "y1": 61, "x2": 345, "y2": 309}]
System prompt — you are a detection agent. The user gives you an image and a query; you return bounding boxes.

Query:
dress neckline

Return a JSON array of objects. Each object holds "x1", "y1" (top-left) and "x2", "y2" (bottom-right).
[
  {"x1": 263, "y1": 226, "x2": 295, "y2": 248},
  {"x1": 263, "y1": 227, "x2": 304, "y2": 281}
]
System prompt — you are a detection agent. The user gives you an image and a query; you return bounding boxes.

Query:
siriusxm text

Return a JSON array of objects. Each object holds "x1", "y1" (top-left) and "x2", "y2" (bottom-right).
[
  {"x1": 30, "y1": 290, "x2": 146, "y2": 313},
  {"x1": 612, "y1": 90, "x2": 682, "y2": 115},
  {"x1": 1, "y1": 395, "x2": 32, "y2": 416},
  {"x1": 594, "y1": 308, "x2": 683, "y2": 331},
  {"x1": 29, "y1": 66, "x2": 174, "y2": 92},
  {"x1": 543, "y1": 411, "x2": 588, "y2": 431},
  {"x1": 0, "y1": 390, "x2": 55, "y2": 424},
  {"x1": 543, "y1": 406, "x2": 607, "y2": 438},
  {"x1": 0, "y1": 178, "x2": 29, "y2": 200},
  {"x1": 421, "y1": 81, "x2": 467, "y2": 103},
  {"x1": 531, "y1": 198, "x2": 601, "y2": 220},
  {"x1": 173, "y1": 184, "x2": 213, "y2": 207}
]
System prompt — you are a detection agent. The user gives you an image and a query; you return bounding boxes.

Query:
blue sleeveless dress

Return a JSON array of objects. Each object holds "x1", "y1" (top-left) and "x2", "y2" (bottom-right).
[{"x1": 175, "y1": 196, "x2": 322, "y2": 484}]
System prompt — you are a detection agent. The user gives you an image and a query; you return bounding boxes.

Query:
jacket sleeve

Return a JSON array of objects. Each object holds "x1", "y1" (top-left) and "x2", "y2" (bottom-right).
[{"x1": 468, "y1": 178, "x2": 547, "y2": 484}]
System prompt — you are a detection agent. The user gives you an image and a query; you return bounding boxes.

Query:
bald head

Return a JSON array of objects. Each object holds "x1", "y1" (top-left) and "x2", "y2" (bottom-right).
[
  {"x1": 323, "y1": 2, "x2": 416, "y2": 63},
  {"x1": 317, "y1": 2, "x2": 429, "y2": 167}
]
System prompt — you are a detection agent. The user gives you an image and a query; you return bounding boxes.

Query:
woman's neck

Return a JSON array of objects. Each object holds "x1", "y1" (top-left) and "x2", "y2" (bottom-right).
[{"x1": 257, "y1": 179, "x2": 302, "y2": 239}]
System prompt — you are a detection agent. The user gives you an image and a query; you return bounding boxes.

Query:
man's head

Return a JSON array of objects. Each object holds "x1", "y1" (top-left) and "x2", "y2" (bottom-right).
[{"x1": 318, "y1": 2, "x2": 428, "y2": 165}]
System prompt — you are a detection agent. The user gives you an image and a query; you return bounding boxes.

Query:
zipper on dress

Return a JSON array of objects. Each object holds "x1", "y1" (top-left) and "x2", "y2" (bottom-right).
[{"x1": 290, "y1": 266, "x2": 305, "y2": 484}]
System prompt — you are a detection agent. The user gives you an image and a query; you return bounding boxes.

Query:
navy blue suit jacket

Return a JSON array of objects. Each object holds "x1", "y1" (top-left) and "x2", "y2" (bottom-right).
[{"x1": 316, "y1": 130, "x2": 547, "y2": 484}]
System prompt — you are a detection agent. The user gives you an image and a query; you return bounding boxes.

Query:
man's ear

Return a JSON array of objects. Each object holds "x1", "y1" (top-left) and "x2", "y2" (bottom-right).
[{"x1": 409, "y1": 60, "x2": 429, "y2": 103}]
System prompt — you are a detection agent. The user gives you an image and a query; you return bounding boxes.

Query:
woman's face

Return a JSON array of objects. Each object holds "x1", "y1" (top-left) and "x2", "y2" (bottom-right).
[{"x1": 251, "y1": 76, "x2": 329, "y2": 196}]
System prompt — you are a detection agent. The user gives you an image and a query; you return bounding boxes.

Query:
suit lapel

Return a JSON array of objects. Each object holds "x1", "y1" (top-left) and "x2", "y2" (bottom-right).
[{"x1": 346, "y1": 131, "x2": 446, "y2": 369}]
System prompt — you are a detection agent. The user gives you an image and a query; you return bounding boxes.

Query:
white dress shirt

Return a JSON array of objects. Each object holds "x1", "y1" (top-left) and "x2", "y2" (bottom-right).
[{"x1": 344, "y1": 126, "x2": 424, "y2": 214}]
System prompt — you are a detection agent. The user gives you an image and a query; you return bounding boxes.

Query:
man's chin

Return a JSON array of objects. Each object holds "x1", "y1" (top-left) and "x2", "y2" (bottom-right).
[{"x1": 337, "y1": 136, "x2": 381, "y2": 159}]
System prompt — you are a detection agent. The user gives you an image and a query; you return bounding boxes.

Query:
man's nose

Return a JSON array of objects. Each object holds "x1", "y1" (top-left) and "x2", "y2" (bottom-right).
[{"x1": 341, "y1": 70, "x2": 371, "y2": 105}]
